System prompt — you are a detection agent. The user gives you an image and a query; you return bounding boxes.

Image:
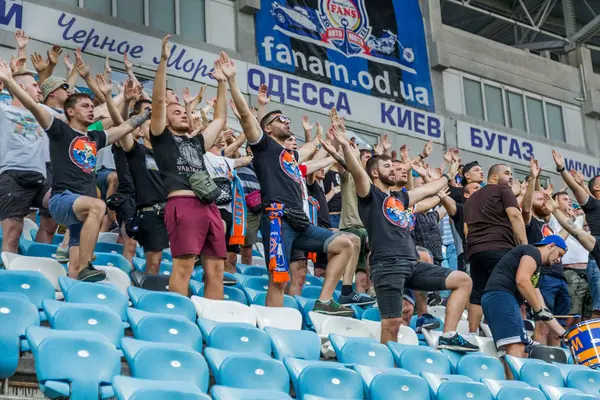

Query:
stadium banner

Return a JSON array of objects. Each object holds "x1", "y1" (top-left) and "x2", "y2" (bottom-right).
[
  {"x1": 457, "y1": 121, "x2": 600, "y2": 179},
  {"x1": 255, "y1": 0, "x2": 435, "y2": 112}
]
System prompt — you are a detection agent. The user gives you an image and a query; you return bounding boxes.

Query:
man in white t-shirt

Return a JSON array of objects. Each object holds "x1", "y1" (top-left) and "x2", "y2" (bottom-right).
[
  {"x1": 549, "y1": 192, "x2": 592, "y2": 328},
  {"x1": 204, "y1": 132, "x2": 252, "y2": 274}
]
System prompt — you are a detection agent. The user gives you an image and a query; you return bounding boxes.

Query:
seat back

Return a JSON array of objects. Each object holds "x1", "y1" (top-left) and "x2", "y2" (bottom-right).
[
  {"x1": 131, "y1": 346, "x2": 209, "y2": 393},
  {"x1": 251, "y1": 304, "x2": 302, "y2": 330},
  {"x1": 370, "y1": 373, "x2": 429, "y2": 400},
  {"x1": 6, "y1": 255, "x2": 65, "y2": 291},
  {"x1": 219, "y1": 355, "x2": 289, "y2": 392},
  {"x1": 192, "y1": 296, "x2": 256, "y2": 325},
  {"x1": 437, "y1": 381, "x2": 493, "y2": 400},
  {"x1": 242, "y1": 277, "x2": 269, "y2": 292},
  {"x1": 399, "y1": 346, "x2": 452, "y2": 375},
  {"x1": 298, "y1": 364, "x2": 363, "y2": 399},
  {"x1": 496, "y1": 387, "x2": 546, "y2": 400},
  {"x1": 265, "y1": 327, "x2": 321, "y2": 361},
  {"x1": 128, "y1": 309, "x2": 202, "y2": 352},
  {"x1": 210, "y1": 386, "x2": 291, "y2": 400},
  {"x1": 301, "y1": 285, "x2": 322, "y2": 299},
  {"x1": 21, "y1": 218, "x2": 38, "y2": 241},
  {"x1": 51, "y1": 303, "x2": 124, "y2": 348},
  {"x1": 566, "y1": 370, "x2": 600, "y2": 397},
  {"x1": 98, "y1": 232, "x2": 119, "y2": 243},
  {"x1": 304, "y1": 275, "x2": 323, "y2": 287},
  {"x1": 0, "y1": 293, "x2": 40, "y2": 379},
  {"x1": 520, "y1": 362, "x2": 564, "y2": 388},
  {"x1": 62, "y1": 277, "x2": 129, "y2": 321},
  {"x1": 208, "y1": 324, "x2": 271, "y2": 354},
  {"x1": 251, "y1": 293, "x2": 298, "y2": 309},
  {"x1": 113, "y1": 375, "x2": 210, "y2": 400},
  {"x1": 362, "y1": 307, "x2": 381, "y2": 322},
  {"x1": 93, "y1": 253, "x2": 132, "y2": 273},
  {"x1": 457, "y1": 354, "x2": 505, "y2": 381},
  {"x1": 94, "y1": 266, "x2": 131, "y2": 294},
  {"x1": 339, "y1": 340, "x2": 394, "y2": 368},
  {"x1": 0, "y1": 270, "x2": 54, "y2": 310},
  {"x1": 133, "y1": 290, "x2": 196, "y2": 322},
  {"x1": 22, "y1": 242, "x2": 59, "y2": 259},
  {"x1": 313, "y1": 313, "x2": 370, "y2": 338},
  {"x1": 130, "y1": 272, "x2": 170, "y2": 292},
  {"x1": 35, "y1": 334, "x2": 121, "y2": 400},
  {"x1": 243, "y1": 266, "x2": 269, "y2": 277},
  {"x1": 530, "y1": 345, "x2": 568, "y2": 364},
  {"x1": 540, "y1": 385, "x2": 593, "y2": 400}
]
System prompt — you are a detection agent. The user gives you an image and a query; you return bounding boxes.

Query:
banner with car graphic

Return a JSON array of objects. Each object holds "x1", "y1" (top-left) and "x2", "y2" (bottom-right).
[{"x1": 255, "y1": 0, "x2": 435, "y2": 112}]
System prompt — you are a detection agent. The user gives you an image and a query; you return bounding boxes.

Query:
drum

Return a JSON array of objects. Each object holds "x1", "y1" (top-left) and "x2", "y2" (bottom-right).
[{"x1": 565, "y1": 319, "x2": 600, "y2": 369}]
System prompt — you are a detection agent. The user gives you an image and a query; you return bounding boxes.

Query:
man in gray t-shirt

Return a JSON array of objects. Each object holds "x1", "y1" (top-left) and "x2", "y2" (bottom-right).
[{"x1": 0, "y1": 73, "x2": 57, "y2": 254}]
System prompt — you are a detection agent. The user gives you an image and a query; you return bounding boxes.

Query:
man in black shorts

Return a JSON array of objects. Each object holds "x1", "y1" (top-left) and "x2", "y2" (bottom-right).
[
  {"x1": 339, "y1": 125, "x2": 477, "y2": 350},
  {"x1": 120, "y1": 100, "x2": 169, "y2": 274},
  {"x1": 481, "y1": 236, "x2": 567, "y2": 378},
  {"x1": 464, "y1": 163, "x2": 527, "y2": 333}
]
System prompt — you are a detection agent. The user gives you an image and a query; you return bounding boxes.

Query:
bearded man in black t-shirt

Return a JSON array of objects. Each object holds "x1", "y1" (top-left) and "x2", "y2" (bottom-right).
[{"x1": 338, "y1": 124, "x2": 478, "y2": 351}]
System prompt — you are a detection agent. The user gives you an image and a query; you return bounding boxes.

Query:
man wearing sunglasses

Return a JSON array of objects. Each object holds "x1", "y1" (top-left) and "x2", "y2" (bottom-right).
[{"x1": 225, "y1": 53, "x2": 355, "y2": 316}]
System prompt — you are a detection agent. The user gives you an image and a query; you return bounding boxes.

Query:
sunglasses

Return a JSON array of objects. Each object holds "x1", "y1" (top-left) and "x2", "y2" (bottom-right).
[
  {"x1": 58, "y1": 83, "x2": 70, "y2": 91},
  {"x1": 265, "y1": 114, "x2": 291, "y2": 126}
]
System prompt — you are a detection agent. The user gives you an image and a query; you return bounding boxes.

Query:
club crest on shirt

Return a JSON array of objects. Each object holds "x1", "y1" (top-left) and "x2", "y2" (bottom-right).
[
  {"x1": 69, "y1": 136, "x2": 97, "y2": 173},
  {"x1": 279, "y1": 149, "x2": 303, "y2": 183},
  {"x1": 382, "y1": 195, "x2": 413, "y2": 228}
]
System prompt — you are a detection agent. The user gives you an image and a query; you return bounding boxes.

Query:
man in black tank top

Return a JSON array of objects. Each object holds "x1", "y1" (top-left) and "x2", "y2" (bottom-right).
[{"x1": 340, "y1": 126, "x2": 478, "y2": 351}]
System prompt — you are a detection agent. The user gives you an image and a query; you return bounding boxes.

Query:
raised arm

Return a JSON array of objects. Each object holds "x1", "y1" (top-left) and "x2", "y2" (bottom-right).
[
  {"x1": 336, "y1": 124, "x2": 370, "y2": 198},
  {"x1": 14, "y1": 30, "x2": 28, "y2": 60},
  {"x1": 320, "y1": 138, "x2": 348, "y2": 171},
  {"x1": 545, "y1": 194, "x2": 596, "y2": 252},
  {"x1": 301, "y1": 116, "x2": 313, "y2": 143},
  {"x1": 303, "y1": 156, "x2": 336, "y2": 175},
  {"x1": 96, "y1": 74, "x2": 122, "y2": 125},
  {"x1": 298, "y1": 122, "x2": 321, "y2": 163},
  {"x1": 0, "y1": 60, "x2": 52, "y2": 129},
  {"x1": 105, "y1": 108, "x2": 151, "y2": 145},
  {"x1": 552, "y1": 149, "x2": 590, "y2": 205},
  {"x1": 150, "y1": 35, "x2": 170, "y2": 136},
  {"x1": 63, "y1": 54, "x2": 78, "y2": 92},
  {"x1": 201, "y1": 53, "x2": 228, "y2": 149},
  {"x1": 182, "y1": 85, "x2": 206, "y2": 129},
  {"x1": 413, "y1": 196, "x2": 441, "y2": 214},
  {"x1": 223, "y1": 132, "x2": 247, "y2": 158},
  {"x1": 123, "y1": 53, "x2": 150, "y2": 101},
  {"x1": 522, "y1": 158, "x2": 541, "y2": 225},
  {"x1": 256, "y1": 84, "x2": 270, "y2": 123},
  {"x1": 233, "y1": 156, "x2": 253, "y2": 169},
  {"x1": 407, "y1": 159, "x2": 457, "y2": 206},
  {"x1": 74, "y1": 48, "x2": 105, "y2": 104},
  {"x1": 226, "y1": 57, "x2": 262, "y2": 144}
]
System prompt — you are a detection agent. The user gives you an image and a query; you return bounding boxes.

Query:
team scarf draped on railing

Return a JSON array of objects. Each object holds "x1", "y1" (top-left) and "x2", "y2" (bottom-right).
[
  {"x1": 266, "y1": 203, "x2": 289, "y2": 283},
  {"x1": 307, "y1": 196, "x2": 320, "y2": 263},
  {"x1": 228, "y1": 170, "x2": 246, "y2": 246}
]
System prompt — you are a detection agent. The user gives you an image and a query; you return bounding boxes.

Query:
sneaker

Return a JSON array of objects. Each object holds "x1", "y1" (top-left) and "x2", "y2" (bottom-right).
[
  {"x1": 427, "y1": 292, "x2": 444, "y2": 306},
  {"x1": 55, "y1": 247, "x2": 69, "y2": 263},
  {"x1": 223, "y1": 274, "x2": 237, "y2": 286},
  {"x1": 77, "y1": 264, "x2": 106, "y2": 282},
  {"x1": 338, "y1": 291, "x2": 377, "y2": 306},
  {"x1": 313, "y1": 300, "x2": 354, "y2": 317},
  {"x1": 437, "y1": 332, "x2": 480, "y2": 352},
  {"x1": 415, "y1": 313, "x2": 441, "y2": 333}
]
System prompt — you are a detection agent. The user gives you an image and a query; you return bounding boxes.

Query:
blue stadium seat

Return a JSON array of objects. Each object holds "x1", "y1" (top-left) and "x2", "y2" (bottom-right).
[
  {"x1": 190, "y1": 282, "x2": 248, "y2": 305},
  {"x1": 43, "y1": 299, "x2": 124, "y2": 348},
  {"x1": 196, "y1": 318, "x2": 253, "y2": 344},
  {"x1": 370, "y1": 372, "x2": 430, "y2": 400},
  {"x1": 132, "y1": 257, "x2": 173, "y2": 276},
  {"x1": 251, "y1": 292, "x2": 299, "y2": 309},
  {"x1": 304, "y1": 274, "x2": 323, "y2": 287},
  {"x1": 29, "y1": 230, "x2": 64, "y2": 246},
  {"x1": 496, "y1": 387, "x2": 546, "y2": 400},
  {"x1": 540, "y1": 385, "x2": 596, "y2": 400},
  {"x1": 60, "y1": 276, "x2": 129, "y2": 323},
  {"x1": 19, "y1": 240, "x2": 59, "y2": 259},
  {"x1": 203, "y1": 347, "x2": 272, "y2": 378},
  {"x1": 505, "y1": 355, "x2": 563, "y2": 388},
  {"x1": 121, "y1": 338, "x2": 209, "y2": 393},
  {"x1": 95, "y1": 242, "x2": 125, "y2": 255},
  {"x1": 566, "y1": 369, "x2": 600, "y2": 396},
  {"x1": 218, "y1": 354, "x2": 289, "y2": 392},
  {"x1": 128, "y1": 286, "x2": 196, "y2": 322},
  {"x1": 242, "y1": 276, "x2": 269, "y2": 291},
  {"x1": 211, "y1": 386, "x2": 292, "y2": 400},
  {"x1": 456, "y1": 353, "x2": 505, "y2": 381},
  {"x1": 294, "y1": 296, "x2": 316, "y2": 329},
  {"x1": 298, "y1": 364, "x2": 363, "y2": 399},
  {"x1": 553, "y1": 362, "x2": 590, "y2": 381},
  {"x1": 241, "y1": 265, "x2": 269, "y2": 277},
  {"x1": 388, "y1": 341, "x2": 452, "y2": 375},
  {"x1": 27, "y1": 326, "x2": 120, "y2": 399},
  {"x1": 0, "y1": 293, "x2": 40, "y2": 379},
  {"x1": 283, "y1": 357, "x2": 346, "y2": 394},
  {"x1": 162, "y1": 249, "x2": 172, "y2": 261},
  {"x1": 336, "y1": 339, "x2": 394, "y2": 367},
  {"x1": 362, "y1": 307, "x2": 381, "y2": 321},
  {"x1": 437, "y1": 380, "x2": 493, "y2": 400},
  {"x1": 232, "y1": 273, "x2": 253, "y2": 286},
  {"x1": 208, "y1": 323, "x2": 271, "y2": 354},
  {"x1": 265, "y1": 326, "x2": 321, "y2": 361},
  {"x1": 0, "y1": 270, "x2": 54, "y2": 316},
  {"x1": 301, "y1": 285, "x2": 322, "y2": 299},
  {"x1": 112, "y1": 376, "x2": 210, "y2": 400},
  {"x1": 127, "y1": 308, "x2": 202, "y2": 352},
  {"x1": 92, "y1": 253, "x2": 132, "y2": 273},
  {"x1": 329, "y1": 334, "x2": 376, "y2": 354},
  {"x1": 482, "y1": 378, "x2": 533, "y2": 397}
]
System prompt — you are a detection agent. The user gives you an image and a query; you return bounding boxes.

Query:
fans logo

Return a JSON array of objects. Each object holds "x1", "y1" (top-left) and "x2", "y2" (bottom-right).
[
  {"x1": 69, "y1": 136, "x2": 98, "y2": 173},
  {"x1": 382, "y1": 195, "x2": 413, "y2": 228},
  {"x1": 279, "y1": 149, "x2": 303, "y2": 183},
  {"x1": 270, "y1": 0, "x2": 413, "y2": 61}
]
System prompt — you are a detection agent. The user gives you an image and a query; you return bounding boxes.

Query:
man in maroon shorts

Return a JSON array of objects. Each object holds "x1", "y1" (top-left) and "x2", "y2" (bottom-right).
[{"x1": 149, "y1": 35, "x2": 227, "y2": 297}]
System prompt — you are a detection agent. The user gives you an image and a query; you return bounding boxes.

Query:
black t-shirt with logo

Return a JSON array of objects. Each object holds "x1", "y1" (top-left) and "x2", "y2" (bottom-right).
[
  {"x1": 45, "y1": 117, "x2": 107, "y2": 198},
  {"x1": 526, "y1": 217, "x2": 564, "y2": 279},
  {"x1": 125, "y1": 142, "x2": 166, "y2": 208},
  {"x1": 249, "y1": 134, "x2": 304, "y2": 211},
  {"x1": 358, "y1": 184, "x2": 417, "y2": 265},
  {"x1": 323, "y1": 170, "x2": 342, "y2": 213},
  {"x1": 582, "y1": 196, "x2": 600, "y2": 237},
  {"x1": 484, "y1": 244, "x2": 542, "y2": 305},
  {"x1": 112, "y1": 144, "x2": 135, "y2": 196},
  {"x1": 307, "y1": 180, "x2": 331, "y2": 229},
  {"x1": 150, "y1": 128, "x2": 206, "y2": 194}
]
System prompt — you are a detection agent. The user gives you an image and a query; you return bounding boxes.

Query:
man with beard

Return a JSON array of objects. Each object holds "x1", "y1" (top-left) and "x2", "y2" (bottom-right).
[
  {"x1": 522, "y1": 158, "x2": 569, "y2": 345},
  {"x1": 226, "y1": 53, "x2": 355, "y2": 315},
  {"x1": 339, "y1": 125, "x2": 477, "y2": 350},
  {"x1": 465, "y1": 163, "x2": 527, "y2": 333}
]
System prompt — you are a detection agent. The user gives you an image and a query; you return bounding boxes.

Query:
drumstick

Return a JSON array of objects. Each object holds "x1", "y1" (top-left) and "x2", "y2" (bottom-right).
[{"x1": 553, "y1": 314, "x2": 581, "y2": 319}]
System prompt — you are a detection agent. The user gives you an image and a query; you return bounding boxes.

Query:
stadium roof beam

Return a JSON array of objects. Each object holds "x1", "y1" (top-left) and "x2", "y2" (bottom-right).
[
  {"x1": 513, "y1": 39, "x2": 564, "y2": 50},
  {"x1": 570, "y1": 13, "x2": 600, "y2": 46}
]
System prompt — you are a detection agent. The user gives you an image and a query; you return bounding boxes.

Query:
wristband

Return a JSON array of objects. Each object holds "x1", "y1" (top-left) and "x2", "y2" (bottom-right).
[
  {"x1": 556, "y1": 166, "x2": 565, "y2": 173},
  {"x1": 442, "y1": 173, "x2": 451, "y2": 182}
]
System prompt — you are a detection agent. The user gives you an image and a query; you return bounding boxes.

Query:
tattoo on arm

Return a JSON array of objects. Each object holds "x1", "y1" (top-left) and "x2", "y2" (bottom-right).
[{"x1": 126, "y1": 109, "x2": 151, "y2": 129}]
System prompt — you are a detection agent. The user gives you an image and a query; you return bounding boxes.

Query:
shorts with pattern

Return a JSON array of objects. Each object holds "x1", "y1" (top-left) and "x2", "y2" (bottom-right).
[
  {"x1": 341, "y1": 226, "x2": 368, "y2": 273},
  {"x1": 564, "y1": 269, "x2": 593, "y2": 317}
]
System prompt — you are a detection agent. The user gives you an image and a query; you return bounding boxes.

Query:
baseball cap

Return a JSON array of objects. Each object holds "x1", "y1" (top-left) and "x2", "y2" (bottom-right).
[
  {"x1": 463, "y1": 161, "x2": 480, "y2": 176},
  {"x1": 41, "y1": 76, "x2": 69, "y2": 102},
  {"x1": 533, "y1": 235, "x2": 568, "y2": 252}
]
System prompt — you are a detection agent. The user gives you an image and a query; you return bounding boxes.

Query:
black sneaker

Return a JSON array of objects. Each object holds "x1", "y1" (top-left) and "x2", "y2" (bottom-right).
[
  {"x1": 437, "y1": 333, "x2": 480, "y2": 352},
  {"x1": 77, "y1": 264, "x2": 106, "y2": 282},
  {"x1": 338, "y1": 291, "x2": 377, "y2": 306},
  {"x1": 223, "y1": 274, "x2": 237, "y2": 286},
  {"x1": 313, "y1": 300, "x2": 354, "y2": 317},
  {"x1": 415, "y1": 313, "x2": 441, "y2": 333},
  {"x1": 427, "y1": 292, "x2": 444, "y2": 306}
]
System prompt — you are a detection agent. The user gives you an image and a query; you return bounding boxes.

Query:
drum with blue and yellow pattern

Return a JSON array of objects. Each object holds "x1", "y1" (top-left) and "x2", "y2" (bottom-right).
[{"x1": 565, "y1": 319, "x2": 600, "y2": 368}]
